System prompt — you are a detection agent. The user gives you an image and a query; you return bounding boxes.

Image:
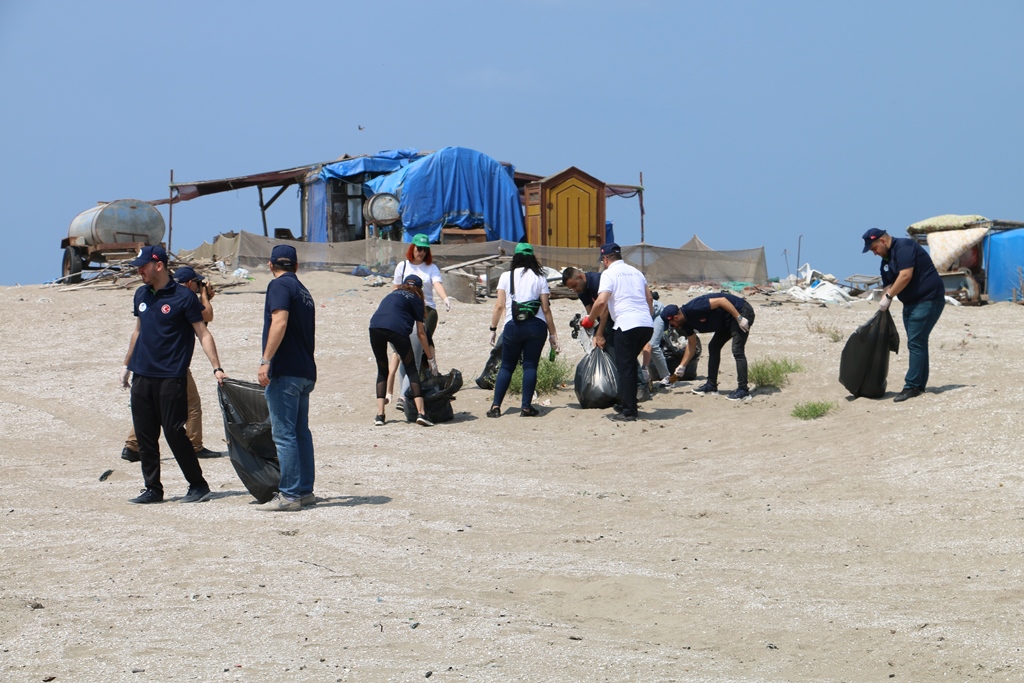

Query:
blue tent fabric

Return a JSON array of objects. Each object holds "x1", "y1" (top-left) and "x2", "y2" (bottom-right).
[
  {"x1": 307, "y1": 178, "x2": 328, "y2": 243},
  {"x1": 365, "y1": 147, "x2": 524, "y2": 243},
  {"x1": 318, "y1": 149, "x2": 422, "y2": 181},
  {"x1": 984, "y1": 229, "x2": 1024, "y2": 301}
]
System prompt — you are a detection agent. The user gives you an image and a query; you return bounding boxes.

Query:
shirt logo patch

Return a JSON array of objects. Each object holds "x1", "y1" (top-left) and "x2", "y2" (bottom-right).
[
  {"x1": 883, "y1": 264, "x2": 889, "y2": 272},
  {"x1": 139, "y1": 302, "x2": 148, "y2": 312},
  {"x1": 161, "y1": 304, "x2": 171, "y2": 314}
]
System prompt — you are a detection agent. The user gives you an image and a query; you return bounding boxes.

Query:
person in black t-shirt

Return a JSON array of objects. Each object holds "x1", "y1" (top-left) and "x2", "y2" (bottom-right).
[
  {"x1": 256, "y1": 245, "x2": 318, "y2": 511},
  {"x1": 120, "y1": 246, "x2": 228, "y2": 505}
]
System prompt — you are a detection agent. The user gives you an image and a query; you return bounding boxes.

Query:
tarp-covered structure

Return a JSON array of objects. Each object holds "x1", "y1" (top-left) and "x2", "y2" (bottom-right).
[
  {"x1": 180, "y1": 231, "x2": 768, "y2": 285},
  {"x1": 907, "y1": 214, "x2": 1024, "y2": 302},
  {"x1": 365, "y1": 146, "x2": 524, "y2": 244}
]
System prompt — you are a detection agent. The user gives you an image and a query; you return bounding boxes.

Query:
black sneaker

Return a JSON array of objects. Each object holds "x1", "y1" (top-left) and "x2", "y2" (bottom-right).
[
  {"x1": 129, "y1": 488, "x2": 163, "y2": 504},
  {"x1": 194, "y1": 447, "x2": 220, "y2": 458},
  {"x1": 375, "y1": 414, "x2": 386, "y2": 426},
  {"x1": 179, "y1": 486, "x2": 212, "y2": 503},
  {"x1": 726, "y1": 388, "x2": 750, "y2": 401},
  {"x1": 416, "y1": 413, "x2": 434, "y2": 427},
  {"x1": 610, "y1": 412, "x2": 637, "y2": 422},
  {"x1": 893, "y1": 387, "x2": 922, "y2": 403},
  {"x1": 691, "y1": 382, "x2": 718, "y2": 396},
  {"x1": 121, "y1": 447, "x2": 140, "y2": 463}
]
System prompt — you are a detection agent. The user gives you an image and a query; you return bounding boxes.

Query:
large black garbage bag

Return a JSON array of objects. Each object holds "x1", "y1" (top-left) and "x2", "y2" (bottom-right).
[
  {"x1": 405, "y1": 369, "x2": 464, "y2": 423},
  {"x1": 662, "y1": 334, "x2": 702, "y2": 381},
  {"x1": 839, "y1": 310, "x2": 901, "y2": 398},
  {"x1": 217, "y1": 379, "x2": 279, "y2": 503},
  {"x1": 574, "y1": 347, "x2": 619, "y2": 409},
  {"x1": 475, "y1": 334, "x2": 503, "y2": 390}
]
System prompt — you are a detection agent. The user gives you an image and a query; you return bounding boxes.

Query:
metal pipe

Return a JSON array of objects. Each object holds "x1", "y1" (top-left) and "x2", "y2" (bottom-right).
[{"x1": 167, "y1": 169, "x2": 174, "y2": 252}]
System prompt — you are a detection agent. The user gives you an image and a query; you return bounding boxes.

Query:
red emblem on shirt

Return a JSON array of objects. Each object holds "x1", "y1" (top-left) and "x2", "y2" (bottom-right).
[{"x1": 161, "y1": 304, "x2": 171, "y2": 314}]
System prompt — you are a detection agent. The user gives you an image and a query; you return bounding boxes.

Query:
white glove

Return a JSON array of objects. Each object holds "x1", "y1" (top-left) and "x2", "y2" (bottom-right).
[
  {"x1": 489, "y1": 330, "x2": 497, "y2": 346},
  {"x1": 443, "y1": 297, "x2": 452, "y2": 313},
  {"x1": 640, "y1": 366, "x2": 651, "y2": 384},
  {"x1": 428, "y1": 358, "x2": 439, "y2": 376},
  {"x1": 119, "y1": 366, "x2": 130, "y2": 389},
  {"x1": 878, "y1": 293, "x2": 892, "y2": 312},
  {"x1": 738, "y1": 316, "x2": 750, "y2": 333}
]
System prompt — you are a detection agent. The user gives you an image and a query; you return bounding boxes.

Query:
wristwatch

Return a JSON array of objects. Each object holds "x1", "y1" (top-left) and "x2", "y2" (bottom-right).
[{"x1": 259, "y1": 359, "x2": 271, "y2": 366}]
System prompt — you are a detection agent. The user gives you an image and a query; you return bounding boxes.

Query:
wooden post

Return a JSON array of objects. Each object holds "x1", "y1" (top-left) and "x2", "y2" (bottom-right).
[
  {"x1": 638, "y1": 171, "x2": 646, "y2": 274},
  {"x1": 258, "y1": 187, "x2": 269, "y2": 237},
  {"x1": 167, "y1": 169, "x2": 174, "y2": 253}
]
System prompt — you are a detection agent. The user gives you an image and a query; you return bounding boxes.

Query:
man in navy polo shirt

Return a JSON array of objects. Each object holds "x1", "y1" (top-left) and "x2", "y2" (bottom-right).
[
  {"x1": 256, "y1": 244, "x2": 317, "y2": 512},
  {"x1": 562, "y1": 265, "x2": 618, "y2": 352},
  {"x1": 662, "y1": 292, "x2": 755, "y2": 401},
  {"x1": 120, "y1": 246, "x2": 229, "y2": 504},
  {"x1": 862, "y1": 228, "x2": 945, "y2": 402}
]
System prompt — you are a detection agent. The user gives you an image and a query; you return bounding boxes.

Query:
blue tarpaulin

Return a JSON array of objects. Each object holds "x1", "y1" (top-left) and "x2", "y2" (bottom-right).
[
  {"x1": 984, "y1": 229, "x2": 1024, "y2": 301},
  {"x1": 318, "y1": 149, "x2": 422, "y2": 182},
  {"x1": 365, "y1": 147, "x2": 524, "y2": 243}
]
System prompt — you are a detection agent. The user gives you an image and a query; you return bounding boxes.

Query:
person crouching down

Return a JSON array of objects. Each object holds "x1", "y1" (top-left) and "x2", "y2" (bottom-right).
[
  {"x1": 370, "y1": 274, "x2": 439, "y2": 426},
  {"x1": 487, "y1": 242, "x2": 559, "y2": 418}
]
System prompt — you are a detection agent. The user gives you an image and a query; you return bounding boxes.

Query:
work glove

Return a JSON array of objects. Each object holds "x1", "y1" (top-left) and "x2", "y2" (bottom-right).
[
  {"x1": 428, "y1": 358, "x2": 439, "y2": 376},
  {"x1": 580, "y1": 315, "x2": 594, "y2": 330},
  {"x1": 738, "y1": 316, "x2": 751, "y2": 333},
  {"x1": 878, "y1": 293, "x2": 892, "y2": 312},
  {"x1": 640, "y1": 366, "x2": 651, "y2": 384},
  {"x1": 489, "y1": 329, "x2": 497, "y2": 346},
  {"x1": 119, "y1": 366, "x2": 130, "y2": 389},
  {"x1": 443, "y1": 297, "x2": 452, "y2": 313}
]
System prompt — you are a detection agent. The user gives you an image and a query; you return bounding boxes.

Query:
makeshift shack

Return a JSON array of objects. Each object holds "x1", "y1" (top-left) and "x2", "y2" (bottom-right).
[{"x1": 907, "y1": 214, "x2": 1024, "y2": 303}]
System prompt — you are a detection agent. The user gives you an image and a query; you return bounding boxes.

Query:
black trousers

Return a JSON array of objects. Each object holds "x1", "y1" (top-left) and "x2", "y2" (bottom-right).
[
  {"x1": 707, "y1": 302, "x2": 756, "y2": 390},
  {"x1": 131, "y1": 374, "x2": 207, "y2": 493},
  {"x1": 614, "y1": 325, "x2": 653, "y2": 416},
  {"x1": 370, "y1": 327, "x2": 422, "y2": 400}
]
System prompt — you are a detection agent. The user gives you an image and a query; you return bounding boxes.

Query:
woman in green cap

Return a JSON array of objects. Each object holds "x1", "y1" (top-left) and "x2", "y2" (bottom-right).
[
  {"x1": 387, "y1": 233, "x2": 451, "y2": 408},
  {"x1": 486, "y1": 242, "x2": 559, "y2": 417}
]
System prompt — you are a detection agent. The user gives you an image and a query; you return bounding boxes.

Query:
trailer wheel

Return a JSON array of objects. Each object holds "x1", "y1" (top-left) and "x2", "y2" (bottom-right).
[{"x1": 62, "y1": 246, "x2": 85, "y2": 284}]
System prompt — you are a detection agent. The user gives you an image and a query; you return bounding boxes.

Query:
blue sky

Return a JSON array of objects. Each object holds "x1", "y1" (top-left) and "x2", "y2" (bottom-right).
[{"x1": 2, "y1": 0, "x2": 1021, "y2": 286}]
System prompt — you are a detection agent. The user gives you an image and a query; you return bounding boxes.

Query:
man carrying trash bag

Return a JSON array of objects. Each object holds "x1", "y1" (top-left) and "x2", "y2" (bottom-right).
[{"x1": 862, "y1": 229, "x2": 945, "y2": 403}]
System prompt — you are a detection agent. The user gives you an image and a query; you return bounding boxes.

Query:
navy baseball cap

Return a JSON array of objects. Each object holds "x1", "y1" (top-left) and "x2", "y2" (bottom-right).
[
  {"x1": 403, "y1": 274, "x2": 424, "y2": 289},
  {"x1": 862, "y1": 229, "x2": 887, "y2": 253},
  {"x1": 270, "y1": 244, "x2": 297, "y2": 265},
  {"x1": 599, "y1": 242, "x2": 621, "y2": 256},
  {"x1": 128, "y1": 245, "x2": 168, "y2": 267},
  {"x1": 173, "y1": 266, "x2": 203, "y2": 283},
  {"x1": 661, "y1": 304, "x2": 681, "y2": 321}
]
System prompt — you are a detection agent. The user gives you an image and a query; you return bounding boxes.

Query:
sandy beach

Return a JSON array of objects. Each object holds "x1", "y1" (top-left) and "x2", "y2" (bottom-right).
[{"x1": 2, "y1": 270, "x2": 1023, "y2": 682}]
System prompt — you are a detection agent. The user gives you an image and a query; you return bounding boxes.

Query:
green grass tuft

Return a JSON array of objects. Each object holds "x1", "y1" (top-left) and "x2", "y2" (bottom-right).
[
  {"x1": 508, "y1": 356, "x2": 572, "y2": 396},
  {"x1": 791, "y1": 400, "x2": 837, "y2": 420},
  {"x1": 748, "y1": 357, "x2": 803, "y2": 389},
  {"x1": 806, "y1": 317, "x2": 844, "y2": 343}
]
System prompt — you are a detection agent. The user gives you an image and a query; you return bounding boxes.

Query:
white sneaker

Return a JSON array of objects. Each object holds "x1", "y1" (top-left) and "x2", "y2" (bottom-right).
[{"x1": 256, "y1": 492, "x2": 301, "y2": 512}]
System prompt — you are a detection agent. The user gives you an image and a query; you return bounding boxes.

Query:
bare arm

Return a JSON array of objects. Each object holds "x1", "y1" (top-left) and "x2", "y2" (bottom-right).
[
  {"x1": 675, "y1": 334, "x2": 699, "y2": 375},
  {"x1": 257, "y1": 309, "x2": 288, "y2": 386},
  {"x1": 123, "y1": 318, "x2": 141, "y2": 366},
  {"x1": 194, "y1": 321, "x2": 227, "y2": 385},
  {"x1": 198, "y1": 286, "x2": 214, "y2": 324},
  {"x1": 416, "y1": 321, "x2": 434, "y2": 360},
  {"x1": 886, "y1": 267, "x2": 914, "y2": 299},
  {"x1": 490, "y1": 288, "x2": 506, "y2": 331},
  {"x1": 590, "y1": 291, "x2": 611, "y2": 349}
]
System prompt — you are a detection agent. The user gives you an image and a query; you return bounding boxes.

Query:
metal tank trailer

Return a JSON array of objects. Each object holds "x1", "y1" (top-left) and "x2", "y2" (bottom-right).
[{"x1": 61, "y1": 199, "x2": 165, "y2": 283}]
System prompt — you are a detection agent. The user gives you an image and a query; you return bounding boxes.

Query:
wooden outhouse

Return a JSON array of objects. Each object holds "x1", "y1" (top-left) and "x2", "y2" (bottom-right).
[{"x1": 523, "y1": 166, "x2": 606, "y2": 249}]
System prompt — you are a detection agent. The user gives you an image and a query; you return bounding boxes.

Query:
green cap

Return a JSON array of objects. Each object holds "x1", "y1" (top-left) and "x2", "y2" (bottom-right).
[
  {"x1": 514, "y1": 242, "x2": 534, "y2": 255},
  {"x1": 412, "y1": 233, "x2": 431, "y2": 248}
]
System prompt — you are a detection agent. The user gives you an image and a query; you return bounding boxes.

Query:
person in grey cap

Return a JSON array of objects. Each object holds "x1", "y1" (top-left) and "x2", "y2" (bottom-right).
[
  {"x1": 583, "y1": 242, "x2": 654, "y2": 422},
  {"x1": 121, "y1": 265, "x2": 219, "y2": 461},
  {"x1": 257, "y1": 244, "x2": 318, "y2": 511},
  {"x1": 120, "y1": 246, "x2": 228, "y2": 505},
  {"x1": 862, "y1": 228, "x2": 945, "y2": 402}
]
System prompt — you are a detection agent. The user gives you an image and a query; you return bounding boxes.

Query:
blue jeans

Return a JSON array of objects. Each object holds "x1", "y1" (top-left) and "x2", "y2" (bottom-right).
[
  {"x1": 265, "y1": 376, "x2": 316, "y2": 500},
  {"x1": 492, "y1": 317, "x2": 549, "y2": 409},
  {"x1": 902, "y1": 297, "x2": 944, "y2": 391}
]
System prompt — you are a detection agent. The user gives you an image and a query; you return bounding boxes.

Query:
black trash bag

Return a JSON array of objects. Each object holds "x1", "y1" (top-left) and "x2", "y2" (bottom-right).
[
  {"x1": 839, "y1": 309, "x2": 901, "y2": 398},
  {"x1": 217, "y1": 378, "x2": 279, "y2": 503},
  {"x1": 574, "y1": 347, "x2": 619, "y2": 409},
  {"x1": 661, "y1": 333, "x2": 702, "y2": 381},
  {"x1": 475, "y1": 334, "x2": 503, "y2": 390},
  {"x1": 405, "y1": 369, "x2": 464, "y2": 423}
]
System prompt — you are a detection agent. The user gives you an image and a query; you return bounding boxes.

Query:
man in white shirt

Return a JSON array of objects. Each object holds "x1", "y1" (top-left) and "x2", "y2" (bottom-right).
[{"x1": 584, "y1": 243, "x2": 654, "y2": 422}]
